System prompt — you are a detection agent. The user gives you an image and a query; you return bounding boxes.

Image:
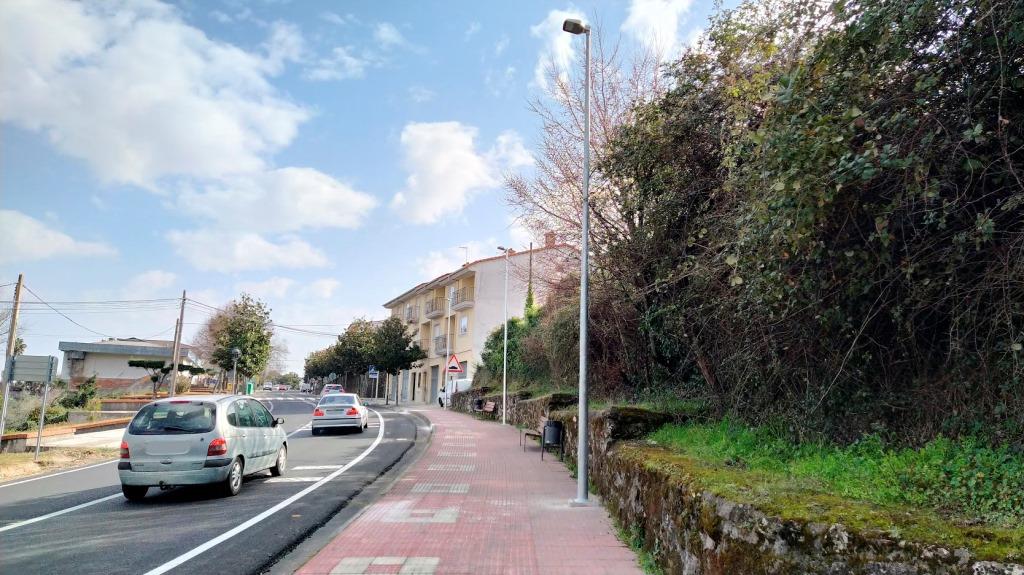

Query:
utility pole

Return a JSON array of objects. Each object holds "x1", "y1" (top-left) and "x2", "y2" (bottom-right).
[
  {"x1": 0, "y1": 274, "x2": 24, "y2": 438},
  {"x1": 168, "y1": 290, "x2": 186, "y2": 398},
  {"x1": 444, "y1": 286, "x2": 452, "y2": 409}
]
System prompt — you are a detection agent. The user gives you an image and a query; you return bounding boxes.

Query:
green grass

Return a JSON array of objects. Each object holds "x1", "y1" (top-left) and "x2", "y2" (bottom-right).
[
  {"x1": 613, "y1": 521, "x2": 664, "y2": 575},
  {"x1": 651, "y1": 421, "x2": 1024, "y2": 527}
]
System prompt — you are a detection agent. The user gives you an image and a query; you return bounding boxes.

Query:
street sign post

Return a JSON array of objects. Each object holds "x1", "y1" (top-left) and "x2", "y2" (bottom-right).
[
  {"x1": 446, "y1": 354, "x2": 463, "y2": 373},
  {"x1": 444, "y1": 354, "x2": 463, "y2": 408},
  {"x1": 8, "y1": 356, "x2": 59, "y2": 461}
]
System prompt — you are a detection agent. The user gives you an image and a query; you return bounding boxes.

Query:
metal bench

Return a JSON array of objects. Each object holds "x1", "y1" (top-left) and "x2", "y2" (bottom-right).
[{"x1": 521, "y1": 417, "x2": 563, "y2": 461}]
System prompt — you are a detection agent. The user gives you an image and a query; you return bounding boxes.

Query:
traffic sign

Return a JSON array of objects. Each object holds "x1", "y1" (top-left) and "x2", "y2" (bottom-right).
[
  {"x1": 368, "y1": 365, "x2": 379, "y2": 379},
  {"x1": 9, "y1": 355, "x2": 58, "y2": 383},
  {"x1": 446, "y1": 354, "x2": 463, "y2": 373}
]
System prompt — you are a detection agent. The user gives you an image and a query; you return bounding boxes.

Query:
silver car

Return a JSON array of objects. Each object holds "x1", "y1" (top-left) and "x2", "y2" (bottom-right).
[
  {"x1": 118, "y1": 395, "x2": 288, "y2": 501},
  {"x1": 311, "y1": 393, "x2": 368, "y2": 435}
]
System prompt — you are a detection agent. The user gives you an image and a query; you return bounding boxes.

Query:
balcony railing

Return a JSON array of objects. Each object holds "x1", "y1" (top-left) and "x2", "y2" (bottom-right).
[
  {"x1": 424, "y1": 297, "x2": 444, "y2": 318},
  {"x1": 417, "y1": 338, "x2": 430, "y2": 354},
  {"x1": 451, "y1": 286, "x2": 473, "y2": 310},
  {"x1": 433, "y1": 335, "x2": 449, "y2": 355}
]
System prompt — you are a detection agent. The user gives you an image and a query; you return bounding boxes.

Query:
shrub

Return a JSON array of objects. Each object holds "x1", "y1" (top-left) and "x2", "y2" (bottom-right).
[{"x1": 58, "y1": 376, "x2": 97, "y2": 410}]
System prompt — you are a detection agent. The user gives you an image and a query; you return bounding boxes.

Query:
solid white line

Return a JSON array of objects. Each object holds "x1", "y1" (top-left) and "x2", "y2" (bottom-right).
[
  {"x1": 142, "y1": 409, "x2": 387, "y2": 575},
  {"x1": 286, "y1": 425, "x2": 310, "y2": 438},
  {"x1": 292, "y1": 465, "x2": 341, "y2": 470},
  {"x1": 0, "y1": 493, "x2": 122, "y2": 533},
  {"x1": 0, "y1": 459, "x2": 118, "y2": 489}
]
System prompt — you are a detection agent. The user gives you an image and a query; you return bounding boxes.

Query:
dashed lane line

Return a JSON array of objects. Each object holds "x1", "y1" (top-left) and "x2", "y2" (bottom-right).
[
  {"x1": 0, "y1": 459, "x2": 118, "y2": 489},
  {"x1": 0, "y1": 494, "x2": 122, "y2": 533}
]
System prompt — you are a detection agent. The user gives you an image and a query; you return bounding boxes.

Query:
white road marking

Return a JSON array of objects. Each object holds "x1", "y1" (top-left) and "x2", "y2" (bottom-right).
[
  {"x1": 0, "y1": 493, "x2": 122, "y2": 533},
  {"x1": 286, "y1": 425, "x2": 311, "y2": 438},
  {"x1": 427, "y1": 464, "x2": 475, "y2": 472},
  {"x1": 411, "y1": 483, "x2": 469, "y2": 494},
  {"x1": 0, "y1": 459, "x2": 118, "y2": 489},
  {"x1": 141, "y1": 409, "x2": 387, "y2": 575},
  {"x1": 265, "y1": 477, "x2": 324, "y2": 483}
]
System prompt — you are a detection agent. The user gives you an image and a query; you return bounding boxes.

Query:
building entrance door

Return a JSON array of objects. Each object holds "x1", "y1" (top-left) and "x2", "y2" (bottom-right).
[{"x1": 430, "y1": 365, "x2": 439, "y2": 403}]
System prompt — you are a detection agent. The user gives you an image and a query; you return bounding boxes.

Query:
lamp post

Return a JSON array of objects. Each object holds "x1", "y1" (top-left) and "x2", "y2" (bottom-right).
[
  {"x1": 231, "y1": 347, "x2": 241, "y2": 394},
  {"x1": 563, "y1": 17, "x2": 591, "y2": 506},
  {"x1": 497, "y1": 246, "x2": 510, "y2": 425}
]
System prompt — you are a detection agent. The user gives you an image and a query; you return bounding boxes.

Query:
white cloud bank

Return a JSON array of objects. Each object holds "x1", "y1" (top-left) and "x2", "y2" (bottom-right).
[
  {"x1": 0, "y1": 210, "x2": 116, "y2": 264},
  {"x1": 166, "y1": 230, "x2": 328, "y2": 272},
  {"x1": 530, "y1": 8, "x2": 585, "y2": 90},
  {"x1": 621, "y1": 0, "x2": 694, "y2": 55},
  {"x1": 390, "y1": 122, "x2": 532, "y2": 225}
]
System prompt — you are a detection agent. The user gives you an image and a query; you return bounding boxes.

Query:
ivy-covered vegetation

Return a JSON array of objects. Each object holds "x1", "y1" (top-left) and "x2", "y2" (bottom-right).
[{"x1": 496, "y1": 0, "x2": 1024, "y2": 446}]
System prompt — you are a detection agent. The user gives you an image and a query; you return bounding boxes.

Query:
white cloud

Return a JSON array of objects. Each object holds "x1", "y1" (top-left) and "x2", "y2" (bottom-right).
[
  {"x1": 304, "y1": 46, "x2": 372, "y2": 81},
  {"x1": 167, "y1": 230, "x2": 328, "y2": 272},
  {"x1": 621, "y1": 0, "x2": 694, "y2": 55},
  {"x1": 304, "y1": 278, "x2": 340, "y2": 299},
  {"x1": 485, "y1": 65, "x2": 517, "y2": 96},
  {"x1": 494, "y1": 35, "x2": 509, "y2": 56},
  {"x1": 122, "y1": 270, "x2": 177, "y2": 299},
  {"x1": 464, "y1": 22, "x2": 481, "y2": 40},
  {"x1": 320, "y1": 12, "x2": 356, "y2": 26},
  {"x1": 0, "y1": 0, "x2": 310, "y2": 187},
  {"x1": 416, "y1": 240, "x2": 498, "y2": 280},
  {"x1": 408, "y1": 85, "x2": 435, "y2": 103},
  {"x1": 177, "y1": 167, "x2": 377, "y2": 233},
  {"x1": 508, "y1": 218, "x2": 535, "y2": 250},
  {"x1": 530, "y1": 9, "x2": 585, "y2": 90},
  {"x1": 236, "y1": 276, "x2": 295, "y2": 298},
  {"x1": 263, "y1": 21, "x2": 306, "y2": 73},
  {"x1": 0, "y1": 210, "x2": 116, "y2": 264},
  {"x1": 374, "y1": 22, "x2": 405, "y2": 48},
  {"x1": 390, "y1": 123, "x2": 532, "y2": 225}
]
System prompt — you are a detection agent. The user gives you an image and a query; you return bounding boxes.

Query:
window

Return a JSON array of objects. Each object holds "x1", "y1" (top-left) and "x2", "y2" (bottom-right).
[
  {"x1": 128, "y1": 402, "x2": 215, "y2": 435},
  {"x1": 459, "y1": 315, "x2": 469, "y2": 335},
  {"x1": 252, "y1": 401, "x2": 273, "y2": 427},
  {"x1": 232, "y1": 400, "x2": 256, "y2": 427},
  {"x1": 319, "y1": 394, "x2": 356, "y2": 405}
]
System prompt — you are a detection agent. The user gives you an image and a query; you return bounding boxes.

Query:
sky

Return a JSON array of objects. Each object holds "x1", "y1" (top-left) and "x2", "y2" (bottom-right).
[{"x1": 0, "y1": 0, "x2": 718, "y2": 374}]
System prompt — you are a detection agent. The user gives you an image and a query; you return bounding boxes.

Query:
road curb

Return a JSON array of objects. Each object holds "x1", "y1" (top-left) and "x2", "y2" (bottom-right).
[{"x1": 263, "y1": 407, "x2": 434, "y2": 575}]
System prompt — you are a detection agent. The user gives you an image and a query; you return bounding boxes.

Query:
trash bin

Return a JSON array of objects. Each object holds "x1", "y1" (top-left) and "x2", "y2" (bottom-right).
[
  {"x1": 542, "y1": 420, "x2": 563, "y2": 461},
  {"x1": 245, "y1": 382, "x2": 254, "y2": 395},
  {"x1": 472, "y1": 398, "x2": 484, "y2": 411}
]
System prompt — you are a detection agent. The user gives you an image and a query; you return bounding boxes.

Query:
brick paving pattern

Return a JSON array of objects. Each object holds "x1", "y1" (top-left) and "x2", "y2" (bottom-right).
[{"x1": 297, "y1": 406, "x2": 642, "y2": 575}]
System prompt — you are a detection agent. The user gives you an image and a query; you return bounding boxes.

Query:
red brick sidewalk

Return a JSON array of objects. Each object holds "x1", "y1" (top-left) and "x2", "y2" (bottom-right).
[{"x1": 297, "y1": 406, "x2": 642, "y2": 575}]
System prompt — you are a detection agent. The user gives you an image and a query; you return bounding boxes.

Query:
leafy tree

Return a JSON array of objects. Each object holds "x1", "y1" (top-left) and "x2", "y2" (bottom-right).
[
  {"x1": 370, "y1": 317, "x2": 426, "y2": 379},
  {"x1": 276, "y1": 372, "x2": 302, "y2": 389},
  {"x1": 212, "y1": 293, "x2": 273, "y2": 383},
  {"x1": 128, "y1": 360, "x2": 206, "y2": 397},
  {"x1": 13, "y1": 337, "x2": 26, "y2": 356}
]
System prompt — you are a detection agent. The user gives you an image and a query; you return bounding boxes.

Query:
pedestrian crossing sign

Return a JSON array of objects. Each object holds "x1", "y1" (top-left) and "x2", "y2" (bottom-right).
[{"x1": 446, "y1": 354, "x2": 463, "y2": 373}]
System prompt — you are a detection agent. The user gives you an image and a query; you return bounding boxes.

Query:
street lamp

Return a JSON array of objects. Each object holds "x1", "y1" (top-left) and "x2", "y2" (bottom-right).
[
  {"x1": 563, "y1": 16, "x2": 591, "y2": 506},
  {"x1": 231, "y1": 347, "x2": 241, "y2": 394},
  {"x1": 497, "y1": 246, "x2": 510, "y2": 425}
]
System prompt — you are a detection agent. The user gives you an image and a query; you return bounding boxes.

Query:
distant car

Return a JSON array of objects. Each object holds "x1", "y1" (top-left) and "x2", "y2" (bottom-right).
[
  {"x1": 276, "y1": 384, "x2": 289, "y2": 391},
  {"x1": 311, "y1": 393, "x2": 368, "y2": 435},
  {"x1": 118, "y1": 395, "x2": 288, "y2": 501},
  {"x1": 320, "y1": 383, "x2": 344, "y2": 397},
  {"x1": 299, "y1": 382, "x2": 312, "y2": 393},
  {"x1": 262, "y1": 382, "x2": 273, "y2": 391}
]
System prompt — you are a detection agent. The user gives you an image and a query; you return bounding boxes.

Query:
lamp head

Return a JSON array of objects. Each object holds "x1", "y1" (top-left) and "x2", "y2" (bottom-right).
[{"x1": 562, "y1": 18, "x2": 589, "y2": 35}]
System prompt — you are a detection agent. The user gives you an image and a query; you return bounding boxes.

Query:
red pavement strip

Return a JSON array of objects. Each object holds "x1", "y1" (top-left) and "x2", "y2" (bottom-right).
[{"x1": 297, "y1": 406, "x2": 643, "y2": 575}]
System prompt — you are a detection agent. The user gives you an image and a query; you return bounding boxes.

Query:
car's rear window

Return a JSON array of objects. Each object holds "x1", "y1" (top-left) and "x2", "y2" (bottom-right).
[
  {"x1": 319, "y1": 395, "x2": 356, "y2": 405},
  {"x1": 129, "y1": 401, "x2": 216, "y2": 435}
]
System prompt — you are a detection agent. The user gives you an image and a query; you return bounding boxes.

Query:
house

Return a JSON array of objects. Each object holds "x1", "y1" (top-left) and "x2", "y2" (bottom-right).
[
  {"x1": 58, "y1": 338, "x2": 202, "y2": 393},
  {"x1": 382, "y1": 233, "x2": 566, "y2": 404}
]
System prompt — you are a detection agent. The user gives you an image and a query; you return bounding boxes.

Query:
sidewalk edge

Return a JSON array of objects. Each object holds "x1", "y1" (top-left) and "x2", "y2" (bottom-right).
[{"x1": 265, "y1": 408, "x2": 434, "y2": 575}]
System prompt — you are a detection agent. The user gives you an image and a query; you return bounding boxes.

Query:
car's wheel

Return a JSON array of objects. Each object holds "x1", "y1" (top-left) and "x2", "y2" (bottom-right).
[
  {"x1": 220, "y1": 458, "x2": 243, "y2": 497},
  {"x1": 121, "y1": 484, "x2": 148, "y2": 502},
  {"x1": 312, "y1": 427, "x2": 322, "y2": 436},
  {"x1": 270, "y1": 446, "x2": 287, "y2": 477}
]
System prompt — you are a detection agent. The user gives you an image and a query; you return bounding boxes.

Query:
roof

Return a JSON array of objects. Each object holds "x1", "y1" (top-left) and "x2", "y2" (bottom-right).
[
  {"x1": 382, "y1": 243, "x2": 571, "y2": 308},
  {"x1": 59, "y1": 338, "x2": 198, "y2": 362},
  {"x1": 147, "y1": 394, "x2": 237, "y2": 404}
]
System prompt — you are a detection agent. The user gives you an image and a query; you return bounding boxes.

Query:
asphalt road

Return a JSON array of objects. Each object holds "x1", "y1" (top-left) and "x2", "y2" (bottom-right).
[{"x1": 0, "y1": 392, "x2": 427, "y2": 575}]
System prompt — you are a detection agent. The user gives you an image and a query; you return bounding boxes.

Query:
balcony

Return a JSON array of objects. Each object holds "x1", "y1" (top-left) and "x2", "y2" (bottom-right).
[
  {"x1": 417, "y1": 338, "x2": 431, "y2": 355},
  {"x1": 424, "y1": 297, "x2": 445, "y2": 319},
  {"x1": 404, "y1": 305, "x2": 419, "y2": 323},
  {"x1": 433, "y1": 335, "x2": 449, "y2": 356},
  {"x1": 451, "y1": 286, "x2": 474, "y2": 311}
]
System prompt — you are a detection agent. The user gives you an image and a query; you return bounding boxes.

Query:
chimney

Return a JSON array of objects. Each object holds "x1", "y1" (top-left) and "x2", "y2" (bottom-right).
[{"x1": 544, "y1": 231, "x2": 556, "y2": 248}]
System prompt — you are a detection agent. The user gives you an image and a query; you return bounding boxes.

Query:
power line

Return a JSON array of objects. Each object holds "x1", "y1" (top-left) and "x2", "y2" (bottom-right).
[{"x1": 21, "y1": 285, "x2": 114, "y2": 338}]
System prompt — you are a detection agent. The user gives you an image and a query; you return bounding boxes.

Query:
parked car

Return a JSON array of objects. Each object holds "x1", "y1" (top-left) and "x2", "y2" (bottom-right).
[
  {"x1": 276, "y1": 384, "x2": 289, "y2": 391},
  {"x1": 311, "y1": 393, "x2": 368, "y2": 435},
  {"x1": 262, "y1": 382, "x2": 273, "y2": 391},
  {"x1": 118, "y1": 395, "x2": 288, "y2": 501},
  {"x1": 320, "y1": 383, "x2": 344, "y2": 397},
  {"x1": 437, "y1": 378, "x2": 472, "y2": 407}
]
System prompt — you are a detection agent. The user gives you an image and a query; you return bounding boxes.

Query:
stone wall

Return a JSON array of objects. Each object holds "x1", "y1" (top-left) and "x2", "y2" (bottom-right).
[{"x1": 452, "y1": 398, "x2": 1022, "y2": 575}]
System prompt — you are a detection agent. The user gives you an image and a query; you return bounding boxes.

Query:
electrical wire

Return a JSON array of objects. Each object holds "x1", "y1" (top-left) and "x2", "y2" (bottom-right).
[{"x1": 21, "y1": 285, "x2": 114, "y2": 338}]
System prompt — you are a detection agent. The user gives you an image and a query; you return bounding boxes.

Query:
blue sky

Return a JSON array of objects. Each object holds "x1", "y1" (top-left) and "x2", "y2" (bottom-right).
[{"x1": 0, "y1": 0, "x2": 717, "y2": 373}]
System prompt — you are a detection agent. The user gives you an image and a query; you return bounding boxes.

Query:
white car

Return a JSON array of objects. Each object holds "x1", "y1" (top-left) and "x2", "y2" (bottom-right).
[
  {"x1": 320, "y1": 383, "x2": 343, "y2": 397},
  {"x1": 311, "y1": 393, "x2": 368, "y2": 435},
  {"x1": 262, "y1": 382, "x2": 273, "y2": 391}
]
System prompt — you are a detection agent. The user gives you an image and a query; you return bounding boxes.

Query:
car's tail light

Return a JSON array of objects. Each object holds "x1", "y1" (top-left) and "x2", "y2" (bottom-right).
[
  {"x1": 207, "y1": 438, "x2": 228, "y2": 456},
  {"x1": 313, "y1": 408, "x2": 324, "y2": 417},
  {"x1": 120, "y1": 441, "x2": 130, "y2": 459},
  {"x1": 346, "y1": 407, "x2": 358, "y2": 415}
]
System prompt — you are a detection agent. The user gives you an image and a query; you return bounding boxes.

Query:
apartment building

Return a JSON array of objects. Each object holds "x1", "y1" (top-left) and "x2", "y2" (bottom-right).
[{"x1": 383, "y1": 234, "x2": 563, "y2": 404}]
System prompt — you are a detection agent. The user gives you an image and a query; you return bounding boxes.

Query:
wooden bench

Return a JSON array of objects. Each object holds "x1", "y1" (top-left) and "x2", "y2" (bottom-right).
[{"x1": 473, "y1": 401, "x2": 497, "y2": 414}]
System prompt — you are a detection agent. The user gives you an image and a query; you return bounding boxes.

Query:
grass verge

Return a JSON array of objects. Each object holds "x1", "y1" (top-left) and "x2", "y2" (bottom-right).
[{"x1": 0, "y1": 447, "x2": 118, "y2": 482}]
